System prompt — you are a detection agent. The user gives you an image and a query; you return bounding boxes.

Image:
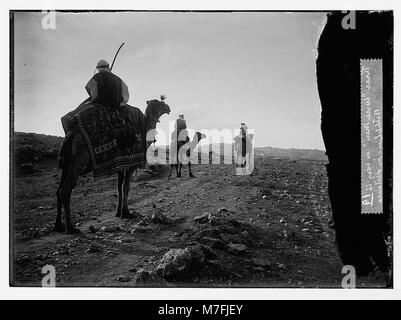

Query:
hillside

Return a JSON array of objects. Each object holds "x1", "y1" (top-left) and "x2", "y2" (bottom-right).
[
  {"x1": 12, "y1": 132, "x2": 327, "y2": 165},
  {"x1": 12, "y1": 132, "x2": 63, "y2": 165}
]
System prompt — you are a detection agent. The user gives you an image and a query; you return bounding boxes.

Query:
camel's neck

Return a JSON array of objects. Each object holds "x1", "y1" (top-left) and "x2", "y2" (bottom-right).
[
  {"x1": 189, "y1": 135, "x2": 202, "y2": 152},
  {"x1": 145, "y1": 115, "x2": 158, "y2": 149},
  {"x1": 146, "y1": 115, "x2": 158, "y2": 131}
]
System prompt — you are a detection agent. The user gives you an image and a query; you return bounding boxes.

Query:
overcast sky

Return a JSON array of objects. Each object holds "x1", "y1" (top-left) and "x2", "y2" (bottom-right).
[{"x1": 13, "y1": 11, "x2": 326, "y2": 149}]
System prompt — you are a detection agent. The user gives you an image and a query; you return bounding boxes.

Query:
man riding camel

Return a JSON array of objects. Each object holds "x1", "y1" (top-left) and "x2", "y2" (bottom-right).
[
  {"x1": 58, "y1": 59, "x2": 130, "y2": 164},
  {"x1": 240, "y1": 122, "x2": 248, "y2": 137},
  {"x1": 84, "y1": 59, "x2": 129, "y2": 108},
  {"x1": 170, "y1": 114, "x2": 189, "y2": 165}
]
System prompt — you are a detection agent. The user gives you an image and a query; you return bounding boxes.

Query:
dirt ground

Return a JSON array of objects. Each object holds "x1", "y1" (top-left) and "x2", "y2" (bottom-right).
[{"x1": 11, "y1": 156, "x2": 385, "y2": 288}]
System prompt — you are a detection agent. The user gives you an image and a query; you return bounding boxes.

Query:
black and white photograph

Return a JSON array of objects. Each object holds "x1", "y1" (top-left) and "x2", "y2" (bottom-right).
[{"x1": 7, "y1": 3, "x2": 397, "y2": 297}]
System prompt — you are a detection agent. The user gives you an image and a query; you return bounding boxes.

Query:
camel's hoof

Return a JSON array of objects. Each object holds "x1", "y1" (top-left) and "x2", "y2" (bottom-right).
[
  {"x1": 121, "y1": 213, "x2": 136, "y2": 219},
  {"x1": 53, "y1": 223, "x2": 65, "y2": 233},
  {"x1": 189, "y1": 173, "x2": 195, "y2": 178},
  {"x1": 65, "y1": 226, "x2": 81, "y2": 235}
]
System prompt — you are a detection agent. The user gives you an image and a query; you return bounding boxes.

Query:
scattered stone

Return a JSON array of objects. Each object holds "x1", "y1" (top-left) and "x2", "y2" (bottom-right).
[
  {"x1": 135, "y1": 269, "x2": 163, "y2": 285},
  {"x1": 117, "y1": 275, "x2": 131, "y2": 282},
  {"x1": 86, "y1": 244, "x2": 102, "y2": 253},
  {"x1": 151, "y1": 210, "x2": 170, "y2": 225},
  {"x1": 136, "y1": 268, "x2": 146, "y2": 274},
  {"x1": 185, "y1": 245, "x2": 205, "y2": 265},
  {"x1": 100, "y1": 226, "x2": 117, "y2": 232},
  {"x1": 217, "y1": 207, "x2": 228, "y2": 213},
  {"x1": 228, "y1": 243, "x2": 247, "y2": 253},
  {"x1": 277, "y1": 263, "x2": 287, "y2": 270},
  {"x1": 240, "y1": 231, "x2": 250, "y2": 237},
  {"x1": 252, "y1": 266, "x2": 265, "y2": 272},
  {"x1": 193, "y1": 213, "x2": 210, "y2": 224},
  {"x1": 189, "y1": 242, "x2": 217, "y2": 260},
  {"x1": 128, "y1": 266, "x2": 137, "y2": 273},
  {"x1": 88, "y1": 225, "x2": 98, "y2": 233},
  {"x1": 180, "y1": 233, "x2": 189, "y2": 241},
  {"x1": 199, "y1": 237, "x2": 227, "y2": 250},
  {"x1": 252, "y1": 258, "x2": 271, "y2": 269},
  {"x1": 131, "y1": 225, "x2": 152, "y2": 234},
  {"x1": 137, "y1": 219, "x2": 149, "y2": 226}
]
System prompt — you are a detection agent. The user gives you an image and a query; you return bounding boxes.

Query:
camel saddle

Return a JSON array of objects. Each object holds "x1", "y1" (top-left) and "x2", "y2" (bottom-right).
[{"x1": 60, "y1": 103, "x2": 147, "y2": 177}]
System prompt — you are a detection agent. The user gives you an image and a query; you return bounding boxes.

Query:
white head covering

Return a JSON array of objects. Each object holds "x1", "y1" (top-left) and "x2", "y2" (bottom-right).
[{"x1": 96, "y1": 59, "x2": 110, "y2": 71}]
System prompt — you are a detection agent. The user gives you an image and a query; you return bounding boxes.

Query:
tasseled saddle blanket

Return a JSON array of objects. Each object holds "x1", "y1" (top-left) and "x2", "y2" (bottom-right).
[{"x1": 61, "y1": 103, "x2": 146, "y2": 176}]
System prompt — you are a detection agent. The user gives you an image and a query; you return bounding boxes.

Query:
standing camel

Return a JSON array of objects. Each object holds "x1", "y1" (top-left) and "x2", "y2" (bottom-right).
[
  {"x1": 168, "y1": 131, "x2": 206, "y2": 178},
  {"x1": 56, "y1": 99, "x2": 170, "y2": 234},
  {"x1": 233, "y1": 133, "x2": 254, "y2": 168}
]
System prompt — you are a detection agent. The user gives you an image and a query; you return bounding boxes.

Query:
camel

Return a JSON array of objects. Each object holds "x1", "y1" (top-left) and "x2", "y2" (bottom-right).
[
  {"x1": 56, "y1": 99, "x2": 170, "y2": 234},
  {"x1": 168, "y1": 131, "x2": 206, "y2": 178},
  {"x1": 233, "y1": 133, "x2": 254, "y2": 168}
]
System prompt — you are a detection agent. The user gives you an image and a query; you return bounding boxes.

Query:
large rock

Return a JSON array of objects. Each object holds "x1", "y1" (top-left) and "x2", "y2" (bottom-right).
[
  {"x1": 185, "y1": 244, "x2": 205, "y2": 265},
  {"x1": 156, "y1": 248, "x2": 192, "y2": 280},
  {"x1": 155, "y1": 245, "x2": 207, "y2": 280}
]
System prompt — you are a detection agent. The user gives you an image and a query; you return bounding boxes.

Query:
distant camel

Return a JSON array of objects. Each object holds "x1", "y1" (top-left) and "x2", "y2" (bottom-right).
[
  {"x1": 168, "y1": 131, "x2": 206, "y2": 178},
  {"x1": 56, "y1": 99, "x2": 170, "y2": 234},
  {"x1": 233, "y1": 133, "x2": 254, "y2": 168}
]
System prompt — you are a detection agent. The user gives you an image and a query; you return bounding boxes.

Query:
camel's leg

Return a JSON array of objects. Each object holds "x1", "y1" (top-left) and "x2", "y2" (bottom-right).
[
  {"x1": 60, "y1": 165, "x2": 82, "y2": 234},
  {"x1": 54, "y1": 168, "x2": 67, "y2": 232},
  {"x1": 116, "y1": 171, "x2": 124, "y2": 217},
  {"x1": 168, "y1": 164, "x2": 174, "y2": 179},
  {"x1": 60, "y1": 133, "x2": 89, "y2": 234},
  {"x1": 121, "y1": 168, "x2": 135, "y2": 219},
  {"x1": 177, "y1": 163, "x2": 182, "y2": 178},
  {"x1": 188, "y1": 161, "x2": 195, "y2": 178}
]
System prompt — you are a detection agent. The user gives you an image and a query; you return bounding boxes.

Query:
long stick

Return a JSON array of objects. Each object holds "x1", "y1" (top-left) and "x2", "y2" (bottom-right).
[{"x1": 110, "y1": 42, "x2": 125, "y2": 71}]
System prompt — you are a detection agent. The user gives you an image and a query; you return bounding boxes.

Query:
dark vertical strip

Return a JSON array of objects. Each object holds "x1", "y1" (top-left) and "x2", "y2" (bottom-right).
[{"x1": 9, "y1": 10, "x2": 15, "y2": 286}]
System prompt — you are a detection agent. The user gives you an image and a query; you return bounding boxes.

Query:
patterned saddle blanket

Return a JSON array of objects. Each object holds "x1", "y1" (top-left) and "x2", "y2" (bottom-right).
[{"x1": 61, "y1": 103, "x2": 147, "y2": 177}]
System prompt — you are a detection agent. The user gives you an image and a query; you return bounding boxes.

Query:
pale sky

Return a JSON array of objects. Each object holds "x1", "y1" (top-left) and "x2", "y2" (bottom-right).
[{"x1": 13, "y1": 11, "x2": 326, "y2": 149}]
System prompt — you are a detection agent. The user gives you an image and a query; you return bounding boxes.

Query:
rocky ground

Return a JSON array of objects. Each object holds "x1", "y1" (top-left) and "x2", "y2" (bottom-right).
[{"x1": 11, "y1": 152, "x2": 387, "y2": 287}]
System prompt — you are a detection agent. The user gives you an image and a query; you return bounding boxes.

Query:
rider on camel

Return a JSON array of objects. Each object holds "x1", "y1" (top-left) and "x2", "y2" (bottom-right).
[
  {"x1": 58, "y1": 59, "x2": 130, "y2": 165},
  {"x1": 85, "y1": 59, "x2": 129, "y2": 107}
]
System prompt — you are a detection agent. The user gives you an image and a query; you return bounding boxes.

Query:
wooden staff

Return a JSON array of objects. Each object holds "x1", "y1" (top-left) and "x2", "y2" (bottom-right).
[{"x1": 110, "y1": 42, "x2": 125, "y2": 71}]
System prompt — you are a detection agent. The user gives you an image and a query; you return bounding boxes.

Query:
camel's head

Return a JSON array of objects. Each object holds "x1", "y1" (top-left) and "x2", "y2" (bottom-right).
[
  {"x1": 194, "y1": 131, "x2": 207, "y2": 144},
  {"x1": 145, "y1": 96, "x2": 171, "y2": 125}
]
